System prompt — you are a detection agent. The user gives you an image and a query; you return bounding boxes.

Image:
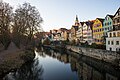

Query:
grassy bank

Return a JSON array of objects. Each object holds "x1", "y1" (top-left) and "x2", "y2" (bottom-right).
[{"x1": 0, "y1": 49, "x2": 35, "y2": 78}]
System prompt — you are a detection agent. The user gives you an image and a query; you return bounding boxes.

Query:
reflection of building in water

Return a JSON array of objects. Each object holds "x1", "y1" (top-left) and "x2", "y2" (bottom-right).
[
  {"x1": 76, "y1": 61, "x2": 83, "y2": 80},
  {"x1": 106, "y1": 73, "x2": 117, "y2": 80},
  {"x1": 82, "y1": 63, "x2": 93, "y2": 80},
  {"x1": 40, "y1": 48, "x2": 120, "y2": 80},
  {"x1": 60, "y1": 54, "x2": 69, "y2": 63},
  {"x1": 68, "y1": 53, "x2": 120, "y2": 80},
  {"x1": 69, "y1": 55, "x2": 77, "y2": 72},
  {"x1": 92, "y1": 70, "x2": 104, "y2": 80},
  {"x1": 45, "y1": 49, "x2": 69, "y2": 63}
]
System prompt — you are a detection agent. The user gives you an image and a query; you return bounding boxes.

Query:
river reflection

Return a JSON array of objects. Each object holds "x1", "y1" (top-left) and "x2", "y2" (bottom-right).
[
  {"x1": 4, "y1": 47, "x2": 120, "y2": 80},
  {"x1": 4, "y1": 54, "x2": 43, "y2": 80}
]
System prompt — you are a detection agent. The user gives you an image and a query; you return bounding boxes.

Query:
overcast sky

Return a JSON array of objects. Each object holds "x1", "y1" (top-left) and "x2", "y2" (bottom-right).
[{"x1": 3, "y1": 0, "x2": 120, "y2": 31}]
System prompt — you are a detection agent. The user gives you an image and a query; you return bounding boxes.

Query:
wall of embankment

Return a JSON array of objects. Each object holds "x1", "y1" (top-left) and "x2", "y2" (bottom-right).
[{"x1": 66, "y1": 45, "x2": 120, "y2": 64}]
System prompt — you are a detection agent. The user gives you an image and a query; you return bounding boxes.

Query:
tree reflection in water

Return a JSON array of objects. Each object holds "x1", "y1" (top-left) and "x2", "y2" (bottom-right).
[{"x1": 4, "y1": 57, "x2": 44, "y2": 80}]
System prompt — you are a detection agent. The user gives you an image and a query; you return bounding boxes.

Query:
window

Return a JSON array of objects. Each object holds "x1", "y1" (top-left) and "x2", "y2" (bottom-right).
[
  {"x1": 116, "y1": 48, "x2": 118, "y2": 51},
  {"x1": 116, "y1": 48, "x2": 120, "y2": 52},
  {"x1": 108, "y1": 41, "x2": 110, "y2": 45},
  {"x1": 102, "y1": 28, "x2": 104, "y2": 31},
  {"x1": 108, "y1": 27, "x2": 109, "y2": 30},
  {"x1": 110, "y1": 26, "x2": 112, "y2": 30},
  {"x1": 113, "y1": 32, "x2": 116, "y2": 37},
  {"x1": 110, "y1": 22, "x2": 111, "y2": 25},
  {"x1": 105, "y1": 23, "x2": 106, "y2": 26},
  {"x1": 117, "y1": 19, "x2": 119, "y2": 23},
  {"x1": 117, "y1": 32, "x2": 120, "y2": 37},
  {"x1": 109, "y1": 47, "x2": 112, "y2": 51},
  {"x1": 111, "y1": 41, "x2": 114, "y2": 45},
  {"x1": 109, "y1": 33, "x2": 112, "y2": 37},
  {"x1": 103, "y1": 24, "x2": 104, "y2": 26},
  {"x1": 116, "y1": 41, "x2": 119, "y2": 45},
  {"x1": 105, "y1": 28, "x2": 107, "y2": 30}
]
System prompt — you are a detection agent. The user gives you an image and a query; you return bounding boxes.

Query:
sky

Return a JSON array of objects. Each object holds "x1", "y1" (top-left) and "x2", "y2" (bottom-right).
[{"x1": 3, "y1": 0, "x2": 120, "y2": 31}]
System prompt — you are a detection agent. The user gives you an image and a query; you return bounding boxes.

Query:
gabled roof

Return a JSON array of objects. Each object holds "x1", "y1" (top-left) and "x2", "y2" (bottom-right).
[
  {"x1": 97, "y1": 18, "x2": 104, "y2": 23},
  {"x1": 107, "y1": 14, "x2": 114, "y2": 19},
  {"x1": 72, "y1": 26, "x2": 78, "y2": 31},
  {"x1": 59, "y1": 28, "x2": 67, "y2": 32},
  {"x1": 114, "y1": 7, "x2": 120, "y2": 17},
  {"x1": 80, "y1": 22, "x2": 84, "y2": 26},
  {"x1": 85, "y1": 21, "x2": 94, "y2": 30}
]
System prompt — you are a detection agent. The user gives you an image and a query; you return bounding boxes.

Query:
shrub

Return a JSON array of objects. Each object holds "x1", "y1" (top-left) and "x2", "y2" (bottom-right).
[{"x1": 19, "y1": 50, "x2": 35, "y2": 62}]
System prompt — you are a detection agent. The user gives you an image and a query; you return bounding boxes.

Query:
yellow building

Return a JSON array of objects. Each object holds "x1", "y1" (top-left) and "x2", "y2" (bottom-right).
[
  {"x1": 63, "y1": 30, "x2": 69, "y2": 41},
  {"x1": 93, "y1": 18, "x2": 104, "y2": 44}
]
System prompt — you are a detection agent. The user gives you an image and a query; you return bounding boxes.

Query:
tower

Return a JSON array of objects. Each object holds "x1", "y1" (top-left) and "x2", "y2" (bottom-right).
[{"x1": 75, "y1": 15, "x2": 79, "y2": 26}]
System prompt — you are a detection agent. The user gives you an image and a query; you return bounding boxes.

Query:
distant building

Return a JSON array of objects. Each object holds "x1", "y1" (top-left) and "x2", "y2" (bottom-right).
[
  {"x1": 50, "y1": 28, "x2": 69, "y2": 41},
  {"x1": 70, "y1": 26, "x2": 78, "y2": 41},
  {"x1": 69, "y1": 15, "x2": 79, "y2": 41},
  {"x1": 93, "y1": 18, "x2": 104, "y2": 44},
  {"x1": 87, "y1": 21, "x2": 94, "y2": 45},
  {"x1": 50, "y1": 29, "x2": 59, "y2": 41},
  {"x1": 74, "y1": 15, "x2": 80, "y2": 26},
  {"x1": 82, "y1": 22, "x2": 88, "y2": 43},
  {"x1": 63, "y1": 30, "x2": 70, "y2": 41},
  {"x1": 76, "y1": 22, "x2": 84, "y2": 43},
  {"x1": 58, "y1": 28, "x2": 68, "y2": 41},
  {"x1": 103, "y1": 15, "x2": 114, "y2": 37},
  {"x1": 106, "y1": 30, "x2": 120, "y2": 51},
  {"x1": 113, "y1": 7, "x2": 120, "y2": 31}
]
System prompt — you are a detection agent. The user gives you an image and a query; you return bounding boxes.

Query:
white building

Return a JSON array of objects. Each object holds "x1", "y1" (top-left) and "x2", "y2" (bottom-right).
[
  {"x1": 82, "y1": 22, "x2": 88, "y2": 43},
  {"x1": 106, "y1": 30, "x2": 120, "y2": 51},
  {"x1": 87, "y1": 21, "x2": 94, "y2": 45},
  {"x1": 76, "y1": 22, "x2": 83, "y2": 42}
]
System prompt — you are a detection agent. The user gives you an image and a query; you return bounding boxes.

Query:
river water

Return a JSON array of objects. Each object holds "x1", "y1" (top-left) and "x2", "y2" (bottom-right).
[{"x1": 3, "y1": 47, "x2": 120, "y2": 80}]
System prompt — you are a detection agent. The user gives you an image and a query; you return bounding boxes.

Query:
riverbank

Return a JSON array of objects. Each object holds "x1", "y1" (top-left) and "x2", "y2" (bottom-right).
[
  {"x1": 66, "y1": 45, "x2": 120, "y2": 67},
  {"x1": 43, "y1": 44, "x2": 120, "y2": 67},
  {"x1": 0, "y1": 48, "x2": 35, "y2": 79}
]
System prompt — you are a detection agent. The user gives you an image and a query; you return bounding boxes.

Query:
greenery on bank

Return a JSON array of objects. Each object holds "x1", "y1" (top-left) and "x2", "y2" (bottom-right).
[
  {"x1": 42, "y1": 38, "x2": 106, "y2": 50},
  {"x1": 19, "y1": 50, "x2": 35, "y2": 62}
]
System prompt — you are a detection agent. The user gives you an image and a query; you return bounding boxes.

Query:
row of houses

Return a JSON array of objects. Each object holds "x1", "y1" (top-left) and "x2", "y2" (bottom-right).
[{"x1": 42, "y1": 7, "x2": 120, "y2": 52}]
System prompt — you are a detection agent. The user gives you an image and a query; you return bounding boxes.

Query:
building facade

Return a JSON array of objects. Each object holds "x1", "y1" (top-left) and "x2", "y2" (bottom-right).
[
  {"x1": 70, "y1": 26, "x2": 78, "y2": 41},
  {"x1": 106, "y1": 30, "x2": 120, "y2": 51},
  {"x1": 76, "y1": 22, "x2": 83, "y2": 43},
  {"x1": 70, "y1": 15, "x2": 79, "y2": 41},
  {"x1": 103, "y1": 15, "x2": 114, "y2": 37},
  {"x1": 93, "y1": 18, "x2": 104, "y2": 44},
  {"x1": 87, "y1": 21, "x2": 94, "y2": 45},
  {"x1": 113, "y1": 7, "x2": 120, "y2": 31},
  {"x1": 82, "y1": 22, "x2": 88, "y2": 43}
]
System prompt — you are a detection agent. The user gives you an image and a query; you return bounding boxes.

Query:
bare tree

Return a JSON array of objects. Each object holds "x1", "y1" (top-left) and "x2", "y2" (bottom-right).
[
  {"x1": 13, "y1": 2, "x2": 43, "y2": 46},
  {"x1": 0, "y1": 0, "x2": 13, "y2": 49}
]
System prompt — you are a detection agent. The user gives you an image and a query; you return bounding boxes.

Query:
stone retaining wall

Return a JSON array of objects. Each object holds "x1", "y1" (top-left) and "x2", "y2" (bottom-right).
[{"x1": 66, "y1": 45, "x2": 120, "y2": 63}]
